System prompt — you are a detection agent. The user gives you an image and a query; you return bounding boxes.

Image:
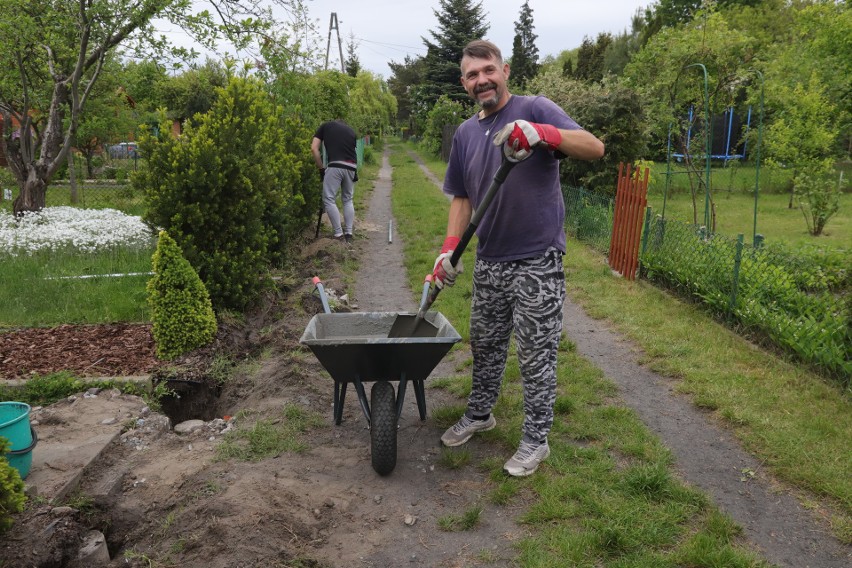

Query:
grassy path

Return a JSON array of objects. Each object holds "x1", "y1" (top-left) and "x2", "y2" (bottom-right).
[{"x1": 389, "y1": 140, "x2": 850, "y2": 566}]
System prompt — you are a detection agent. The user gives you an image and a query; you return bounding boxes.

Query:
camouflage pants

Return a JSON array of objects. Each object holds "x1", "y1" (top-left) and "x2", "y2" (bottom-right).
[{"x1": 467, "y1": 247, "x2": 565, "y2": 444}]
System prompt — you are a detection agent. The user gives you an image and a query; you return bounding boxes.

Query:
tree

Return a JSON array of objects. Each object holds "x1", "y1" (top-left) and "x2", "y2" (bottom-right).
[
  {"x1": 623, "y1": 9, "x2": 755, "y2": 226},
  {"x1": 387, "y1": 55, "x2": 427, "y2": 132},
  {"x1": 418, "y1": 0, "x2": 489, "y2": 113},
  {"x1": 344, "y1": 34, "x2": 361, "y2": 78},
  {"x1": 574, "y1": 33, "x2": 613, "y2": 83},
  {"x1": 530, "y1": 72, "x2": 648, "y2": 194},
  {"x1": 158, "y1": 59, "x2": 229, "y2": 126},
  {"x1": 138, "y1": 76, "x2": 313, "y2": 311},
  {"x1": 764, "y1": 74, "x2": 839, "y2": 233},
  {"x1": 0, "y1": 0, "x2": 290, "y2": 216},
  {"x1": 602, "y1": 8, "x2": 647, "y2": 77},
  {"x1": 347, "y1": 72, "x2": 397, "y2": 138},
  {"x1": 73, "y1": 59, "x2": 141, "y2": 178},
  {"x1": 422, "y1": 95, "x2": 469, "y2": 157},
  {"x1": 509, "y1": 1, "x2": 539, "y2": 90}
]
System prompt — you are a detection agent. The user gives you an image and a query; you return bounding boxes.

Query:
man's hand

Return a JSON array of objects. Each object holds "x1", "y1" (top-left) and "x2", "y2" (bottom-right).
[
  {"x1": 318, "y1": 168, "x2": 326, "y2": 182},
  {"x1": 433, "y1": 236, "x2": 463, "y2": 289},
  {"x1": 492, "y1": 120, "x2": 561, "y2": 162}
]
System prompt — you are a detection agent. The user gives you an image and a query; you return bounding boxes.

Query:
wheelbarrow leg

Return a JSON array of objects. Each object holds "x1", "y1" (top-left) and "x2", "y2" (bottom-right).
[
  {"x1": 333, "y1": 380, "x2": 348, "y2": 425},
  {"x1": 396, "y1": 374, "x2": 408, "y2": 422},
  {"x1": 352, "y1": 375, "x2": 372, "y2": 426},
  {"x1": 413, "y1": 379, "x2": 427, "y2": 421}
]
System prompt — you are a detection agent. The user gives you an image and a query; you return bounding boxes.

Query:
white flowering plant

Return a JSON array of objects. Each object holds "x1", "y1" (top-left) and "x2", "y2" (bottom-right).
[
  {"x1": 0, "y1": 207, "x2": 158, "y2": 326},
  {"x1": 0, "y1": 207, "x2": 156, "y2": 256}
]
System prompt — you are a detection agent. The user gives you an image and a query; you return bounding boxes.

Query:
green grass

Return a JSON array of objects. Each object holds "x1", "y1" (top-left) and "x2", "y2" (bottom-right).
[
  {"x1": 0, "y1": 245, "x2": 155, "y2": 327},
  {"x1": 563, "y1": 241, "x2": 851, "y2": 518},
  {"x1": 646, "y1": 190, "x2": 851, "y2": 249},
  {"x1": 214, "y1": 404, "x2": 325, "y2": 462},
  {"x1": 392, "y1": 140, "x2": 850, "y2": 562},
  {"x1": 645, "y1": 161, "x2": 796, "y2": 197}
]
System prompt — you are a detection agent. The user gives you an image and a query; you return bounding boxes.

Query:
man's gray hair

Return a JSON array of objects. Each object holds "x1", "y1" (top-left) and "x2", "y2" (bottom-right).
[{"x1": 462, "y1": 40, "x2": 503, "y2": 65}]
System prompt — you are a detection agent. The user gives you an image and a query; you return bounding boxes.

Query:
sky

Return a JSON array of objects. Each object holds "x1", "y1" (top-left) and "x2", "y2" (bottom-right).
[{"x1": 301, "y1": 0, "x2": 651, "y2": 77}]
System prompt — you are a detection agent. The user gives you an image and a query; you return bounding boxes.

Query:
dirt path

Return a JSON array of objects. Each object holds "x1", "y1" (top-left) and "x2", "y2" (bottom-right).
[{"x1": 405, "y1": 148, "x2": 849, "y2": 567}]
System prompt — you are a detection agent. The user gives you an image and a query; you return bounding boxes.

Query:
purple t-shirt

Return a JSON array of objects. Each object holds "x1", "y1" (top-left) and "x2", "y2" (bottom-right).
[{"x1": 443, "y1": 95, "x2": 581, "y2": 262}]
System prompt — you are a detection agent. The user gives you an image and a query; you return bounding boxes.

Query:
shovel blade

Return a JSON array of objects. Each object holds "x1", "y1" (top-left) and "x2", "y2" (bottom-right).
[{"x1": 387, "y1": 314, "x2": 439, "y2": 338}]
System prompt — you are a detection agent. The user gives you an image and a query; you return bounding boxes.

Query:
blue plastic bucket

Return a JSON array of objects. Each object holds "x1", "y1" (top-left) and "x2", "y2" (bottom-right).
[{"x1": 0, "y1": 402, "x2": 37, "y2": 479}]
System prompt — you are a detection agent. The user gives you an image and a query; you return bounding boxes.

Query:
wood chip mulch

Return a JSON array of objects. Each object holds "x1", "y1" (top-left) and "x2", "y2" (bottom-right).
[{"x1": 0, "y1": 323, "x2": 159, "y2": 380}]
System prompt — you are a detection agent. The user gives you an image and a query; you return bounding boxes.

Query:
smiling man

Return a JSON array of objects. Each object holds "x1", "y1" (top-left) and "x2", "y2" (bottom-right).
[{"x1": 434, "y1": 39, "x2": 604, "y2": 477}]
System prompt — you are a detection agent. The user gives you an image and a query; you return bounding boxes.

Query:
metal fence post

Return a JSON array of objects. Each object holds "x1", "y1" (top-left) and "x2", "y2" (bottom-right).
[
  {"x1": 638, "y1": 206, "x2": 652, "y2": 279},
  {"x1": 729, "y1": 233, "x2": 745, "y2": 314}
]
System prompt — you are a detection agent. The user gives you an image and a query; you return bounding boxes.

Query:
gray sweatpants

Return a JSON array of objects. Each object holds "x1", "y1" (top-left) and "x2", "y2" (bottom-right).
[
  {"x1": 466, "y1": 247, "x2": 565, "y2": 444},
  {"x1": 322, "y1": 167, "x2": 356, "y2": 236}
]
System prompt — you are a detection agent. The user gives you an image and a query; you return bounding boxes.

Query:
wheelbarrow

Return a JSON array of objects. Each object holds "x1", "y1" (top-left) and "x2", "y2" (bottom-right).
[{"x1": 300, "y1": 277, "x2": 461, "y2": 476}]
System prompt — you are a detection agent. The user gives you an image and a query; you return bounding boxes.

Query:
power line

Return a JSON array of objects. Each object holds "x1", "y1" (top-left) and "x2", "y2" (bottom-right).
[{"x1": 353, "y1": 37, "x2": 426, "y2": 53}]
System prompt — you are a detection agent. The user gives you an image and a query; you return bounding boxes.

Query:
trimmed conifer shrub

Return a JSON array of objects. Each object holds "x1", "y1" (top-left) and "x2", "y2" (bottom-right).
[
  {"x1": 147, "y1": 231, "x2": 218, "y2": 360},
  {"x1": 137, "y1": 76, "x2": 314, "y2": 310},
  {"x1": 0, "y1": 439, "x2": 26, "y2": 533}
]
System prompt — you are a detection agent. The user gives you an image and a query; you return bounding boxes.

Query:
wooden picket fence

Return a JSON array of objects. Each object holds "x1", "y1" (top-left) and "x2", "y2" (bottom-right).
[{"x1": 608, "y1": 163, "x2": 649, "y2": 280}]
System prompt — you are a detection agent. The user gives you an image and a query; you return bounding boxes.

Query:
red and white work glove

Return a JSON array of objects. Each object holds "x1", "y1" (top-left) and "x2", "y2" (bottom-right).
[
  {"x1": 492, "y1": 120, "x2": 562, "y2": 162},
  {"x1": 432, "y1": 236, "x2": 463, "y2": 289}
]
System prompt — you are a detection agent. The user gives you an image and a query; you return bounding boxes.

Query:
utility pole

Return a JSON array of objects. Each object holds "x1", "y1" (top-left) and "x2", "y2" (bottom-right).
[{"x1": 324, "y1": 12, "x2": 345, "y2": 72}]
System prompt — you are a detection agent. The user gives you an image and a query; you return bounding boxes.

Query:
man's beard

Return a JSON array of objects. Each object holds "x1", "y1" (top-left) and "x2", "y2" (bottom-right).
[{"x1": 473, "y1": 84, "x2": 500, "y2": 110}]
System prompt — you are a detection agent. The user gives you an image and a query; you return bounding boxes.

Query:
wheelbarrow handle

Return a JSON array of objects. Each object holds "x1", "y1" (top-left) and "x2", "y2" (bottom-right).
[
  {"x1": 423, "y1": 158, "x2": 518, "y2": 311},
  {"x1": 312, "y1": 276, "x2": 332, "y2": 314}
]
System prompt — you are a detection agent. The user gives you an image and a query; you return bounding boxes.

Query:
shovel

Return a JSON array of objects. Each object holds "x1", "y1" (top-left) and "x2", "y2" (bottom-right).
[{"x1": 388, "y1": 157, "x2": 518, "y2": 338}]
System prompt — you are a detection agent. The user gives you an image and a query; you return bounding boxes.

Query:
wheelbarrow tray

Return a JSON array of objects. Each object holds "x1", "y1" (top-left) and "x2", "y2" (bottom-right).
[{"x1": 300, "y1": 311, "x2": 461, "y2": 384}]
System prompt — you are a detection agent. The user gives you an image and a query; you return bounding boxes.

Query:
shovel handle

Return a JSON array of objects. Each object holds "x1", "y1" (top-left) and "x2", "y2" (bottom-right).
[
  {"x1": 448, "y1": 158, "x2": 516, "y2": 268},
  {"x1": 423, "y1": 158, "x2": 518, "y2": 311}
]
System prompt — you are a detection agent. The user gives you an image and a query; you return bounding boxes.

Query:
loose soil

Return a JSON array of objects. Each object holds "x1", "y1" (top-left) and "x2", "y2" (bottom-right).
[{"x1": 0, "y1": 148, "x2": 848, "y2": 567}]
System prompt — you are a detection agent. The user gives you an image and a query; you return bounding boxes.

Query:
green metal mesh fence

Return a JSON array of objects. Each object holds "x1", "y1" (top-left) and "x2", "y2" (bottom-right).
[
  {"x1": 563, "y1": 185, "x2": 614, "y2": 254},
  {"x1": 562, "y1": 185, "x2": 851, "y2": 384},
  {"x1": 640, "y1": 216, "x2": 850, "y2": 383}
]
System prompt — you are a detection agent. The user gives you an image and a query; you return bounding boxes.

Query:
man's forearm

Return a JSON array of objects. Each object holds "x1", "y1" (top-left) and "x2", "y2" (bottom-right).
[
  {"x1": 556, "y1": 129, "x2": 605, "y2": 161},
  {"x1": 446, "y1": 196, "x2": 472, "y2": 238}
]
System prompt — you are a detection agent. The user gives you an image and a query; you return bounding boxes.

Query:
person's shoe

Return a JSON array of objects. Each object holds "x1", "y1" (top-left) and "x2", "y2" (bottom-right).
[
  {"x1": 503, "y1": 440, "x2": 550, "y2": 477},
  {"x1": 331, "y1": 234, "x2": 345, "y2": 242},
  {"x1": 344, "y1": 233, "x2": 353, "y2": 244},
  {"x1": 440, "y1": 414, "x2": 496, "y2": 447}
]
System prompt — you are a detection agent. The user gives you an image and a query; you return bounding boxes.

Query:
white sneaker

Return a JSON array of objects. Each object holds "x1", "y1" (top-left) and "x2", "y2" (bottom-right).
[
  {"x1": 440, "y1": 414, "x2": 496, "y2": 447},
  {"x1": 503, "y1": 440, "x2": 550, "y2": 477}
]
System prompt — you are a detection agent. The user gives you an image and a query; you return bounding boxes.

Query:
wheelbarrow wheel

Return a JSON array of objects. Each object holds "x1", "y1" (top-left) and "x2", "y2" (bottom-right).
[{"x1": 370, "y1": 381, "x2": 397, "y2": 476}]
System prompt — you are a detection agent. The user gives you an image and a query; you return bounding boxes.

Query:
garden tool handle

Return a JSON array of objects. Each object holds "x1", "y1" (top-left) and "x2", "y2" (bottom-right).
[{"x1": 423, "y1": 158, "x2": 518, "y2": 312}]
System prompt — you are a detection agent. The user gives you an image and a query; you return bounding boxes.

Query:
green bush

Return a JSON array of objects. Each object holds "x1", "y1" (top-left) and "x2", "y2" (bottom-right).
[
  {"x1": 529, "y1": 74, "x2": 648, "y2": 195},
  {"x1": 147, "y1": 230, "x2": 218, "y2": 360},
  {"x1": 422, "y1": 95, "x2": 470, "y2": 158},
  {"x1": 0, "y1": 439, "x2": 26, "y2": 533},
  {"x1": 137, "y1": 76, "x2": 314, "y2": 310}
]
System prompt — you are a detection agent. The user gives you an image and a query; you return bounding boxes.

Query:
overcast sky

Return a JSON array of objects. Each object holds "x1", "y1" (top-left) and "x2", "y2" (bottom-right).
[{"x1": 303, "y1": 0, "x2": 651, "y2": 77}]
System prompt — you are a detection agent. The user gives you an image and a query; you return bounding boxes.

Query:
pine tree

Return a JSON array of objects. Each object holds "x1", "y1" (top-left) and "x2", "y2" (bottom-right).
[
  {"x1": 344, "y1": 34, "x2": 361, "y2": 77},
  {"x1": 419, "y1": 0, "x2": 490, "y2": 109},
  {"x1": 574, "y1": 33, "x2": 613, "y2": 83},
  {"x1": 510, "y1": 1, "x2": 539, "y2": 90}
]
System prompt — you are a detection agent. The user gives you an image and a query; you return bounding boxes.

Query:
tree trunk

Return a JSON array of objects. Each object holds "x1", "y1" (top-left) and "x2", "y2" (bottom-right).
[
  {"x1": 12, "y1": 174, "x2": 47, "y2": 216},
  {"x1": 69, "y1": 150, "x2": 78, "y2": 205}
]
